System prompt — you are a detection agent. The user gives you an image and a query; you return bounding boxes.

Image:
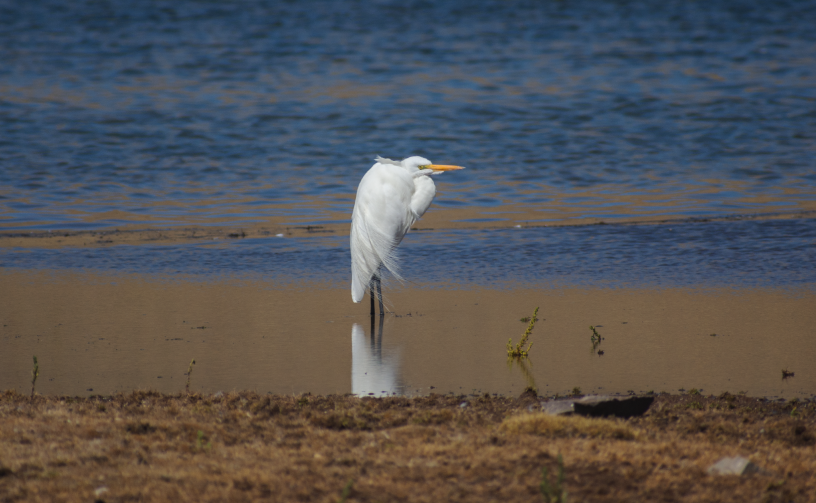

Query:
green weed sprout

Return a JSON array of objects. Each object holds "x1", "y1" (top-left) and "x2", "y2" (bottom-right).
[
  {"x1": 31, "y1": 356, "x2": 39, "y2": 398},
  {"x1": 540, "y1": 453, "x2": 568, "y2": 503},
  {"x1": 338, "y1": 480, "x2": 354, "y2": 503},
  {"x1": 589, "y1": 326, "x2": 603, "y2": 351},
  {"x1": 195, "y1": 430, "x2": 212, "y2": 451},
  {"x1": 508, "y1": 307, "x2": 538, "y2": 358},
  {"x1": 589, "y1": 326, "x2": 602, "y2": 343}
]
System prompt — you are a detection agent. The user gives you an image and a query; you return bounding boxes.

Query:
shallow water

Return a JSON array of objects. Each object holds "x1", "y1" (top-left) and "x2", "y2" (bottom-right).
[
  {"x1": 1, "y1": 0, "x2": 815, "y2": 398},
  {"x1": 2, "y1": 217, "x2": 816, "y2": 289},
  {"x1": 1, "y1": 270, "x2": 814, "y2": 399}
]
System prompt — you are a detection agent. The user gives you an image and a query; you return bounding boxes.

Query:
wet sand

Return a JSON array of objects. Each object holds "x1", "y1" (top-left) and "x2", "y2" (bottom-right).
[
  {"x1": 1, "y1": 268, "x2": 813, "y2": 399},
  {"x1": 1, "y1": 390, "x2": 814, "y2": 502}
]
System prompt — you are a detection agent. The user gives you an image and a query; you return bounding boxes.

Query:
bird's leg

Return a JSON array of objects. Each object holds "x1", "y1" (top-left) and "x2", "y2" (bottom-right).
[
  {"x1": 369, "y1": 277, "x2": 376, "y2": 318},
  {"x1": 369, "y1": 273, "x2": 385, "y2": 317},
  {"x1": 375, "y1": 274, "x2": 384, "y2": 317}
]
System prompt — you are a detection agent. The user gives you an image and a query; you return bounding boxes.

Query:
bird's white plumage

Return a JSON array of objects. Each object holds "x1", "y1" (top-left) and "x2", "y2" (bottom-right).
[{"x1": 350, "y1": 156, "x2": 458, "y2": 303}]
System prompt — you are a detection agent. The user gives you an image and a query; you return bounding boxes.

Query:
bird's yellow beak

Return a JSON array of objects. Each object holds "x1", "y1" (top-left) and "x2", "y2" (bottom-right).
[{"x1": 426, "y1": 164, "x2": 465, "y2": 172}]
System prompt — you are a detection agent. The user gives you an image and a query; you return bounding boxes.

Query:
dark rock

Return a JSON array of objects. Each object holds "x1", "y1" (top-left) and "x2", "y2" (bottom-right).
[
  {"x1": 541, "y1": 395, "x2": 654, "y2": 418},
  {"x1": 573, "y1": 395, "x2": 654, "y2": 418}
]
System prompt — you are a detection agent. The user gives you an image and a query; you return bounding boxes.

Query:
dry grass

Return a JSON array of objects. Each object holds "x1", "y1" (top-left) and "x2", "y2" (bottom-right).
[
  {"x1": 1, "y1": 390, "x2": 815, "y2": 502},
  {"x1": 500, "y1": 412, "x2": 636, "y2": 440}
]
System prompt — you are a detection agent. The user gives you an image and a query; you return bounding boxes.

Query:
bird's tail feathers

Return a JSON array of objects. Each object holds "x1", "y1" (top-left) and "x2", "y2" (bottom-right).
[{"x1": 350, "y1": 207, "x2": 405, "y2": 302}]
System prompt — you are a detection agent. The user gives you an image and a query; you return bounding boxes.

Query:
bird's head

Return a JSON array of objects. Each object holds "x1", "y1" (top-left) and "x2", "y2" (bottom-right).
[{"x1": 401, "y1": 156, "x2": 466, "y2": 174}]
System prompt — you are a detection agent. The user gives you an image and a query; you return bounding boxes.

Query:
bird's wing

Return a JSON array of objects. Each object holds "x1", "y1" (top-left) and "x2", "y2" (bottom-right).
[
  {"x1": 410, "y1": 174, "x2": 437, "y2": 219},
  {"x1": 350, "y1": 164, "x2": 415, "y2": 302}
]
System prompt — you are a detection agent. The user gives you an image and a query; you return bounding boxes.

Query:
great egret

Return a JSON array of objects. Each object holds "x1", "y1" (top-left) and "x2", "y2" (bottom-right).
[{"x1": 350, "y1": 156, "x2": 465, "y2": 316}]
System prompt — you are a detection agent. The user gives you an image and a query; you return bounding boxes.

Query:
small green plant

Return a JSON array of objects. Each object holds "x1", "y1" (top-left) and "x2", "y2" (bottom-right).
[
  {"x1": 782, "y1": 369, "x2": 794, "y2": 379},
  {"x1": 185, "y1": 358, "x2": 196, "y2": 394},
  {"x1": 31, "y1": 356, "x2": 39, "y2": 398},
  {"x1": 688, "y1": 388, "x2": 700, "y2": 395},
  {"x1": 589, "y1": 326, "x2": 602, "y2": 343},
  {"x1": 508, "y1": 307, "x2": 538, "y2": 358},
  {"x1": 766, "y1": 480, "x2": 785, "y2": 491},
  {"x1": 571, "y1": 387, "x2": 581, "y2": 396},
  {"x1": 540, "y1": 453, "x2": 568, "y2": 503},
  {"x1": 195, "y1": 430, "x2": 212, "y2": 451},
  {"x1": 337, "y1": 480, "x2": 354, "y2": 503},
  {"x1": 589, "y1": 326, "x2": 603, "y2": 351}
]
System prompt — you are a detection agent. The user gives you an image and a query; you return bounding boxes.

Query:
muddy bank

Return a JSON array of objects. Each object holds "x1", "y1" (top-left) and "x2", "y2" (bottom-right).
[{"x1": 1, "y1": 390, "x2": 814, "y2": 502}]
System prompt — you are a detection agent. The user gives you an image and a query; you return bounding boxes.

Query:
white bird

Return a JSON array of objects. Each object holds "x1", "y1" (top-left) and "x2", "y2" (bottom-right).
[{"x1": 350, "y1": 156, "x2": 465, "y2": 316}]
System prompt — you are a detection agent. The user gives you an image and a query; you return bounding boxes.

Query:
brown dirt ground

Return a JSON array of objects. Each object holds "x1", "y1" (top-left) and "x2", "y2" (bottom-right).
[{"x1": 1, "y1": 390, "x2": 814, "y2": 503}]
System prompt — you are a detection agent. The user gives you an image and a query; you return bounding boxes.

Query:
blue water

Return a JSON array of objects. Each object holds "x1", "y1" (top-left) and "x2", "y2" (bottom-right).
[
  {"x1": 1, "y1": 0, "x2": 815, "y2": 288},
  {"x1": 1, "y1": 0, "x2": 815, "y2": 230},
  {"x1": 3, "y1": 218, "x2": 815, "y2": 289}
]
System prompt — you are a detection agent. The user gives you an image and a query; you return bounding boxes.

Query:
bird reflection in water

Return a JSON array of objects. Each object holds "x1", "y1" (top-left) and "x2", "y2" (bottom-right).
[{"x1": 351, "y1": 317, "x2": 402, "y2": 397}]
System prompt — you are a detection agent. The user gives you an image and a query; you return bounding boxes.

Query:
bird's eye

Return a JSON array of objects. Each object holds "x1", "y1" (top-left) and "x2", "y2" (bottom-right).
[{"x1": 419, "y1": 165, "x2": 430, "y2": 170}]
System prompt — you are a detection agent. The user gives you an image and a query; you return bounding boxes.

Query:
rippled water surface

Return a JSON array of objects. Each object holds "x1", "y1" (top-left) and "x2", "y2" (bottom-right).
[
  {"x1": 3, "y1": 218, "x2": 816, "y2": 288},
  {"x1": 1, "y1": 0, "x2": 815, "y2": 230}
]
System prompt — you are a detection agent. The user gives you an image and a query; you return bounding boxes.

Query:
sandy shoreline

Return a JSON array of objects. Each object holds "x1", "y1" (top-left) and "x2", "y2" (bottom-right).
[{"x1": 1, "y1": 390, "x2": 814, "y2": 502}]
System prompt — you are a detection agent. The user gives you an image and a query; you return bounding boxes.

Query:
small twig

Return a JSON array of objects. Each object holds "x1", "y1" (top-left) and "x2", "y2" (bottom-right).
[
  {"x1": 31, "y1": 356, "x2": 39, "y2": 398},
  {"x1": 186, "y1": 359, "x2": 196, "y2": 393}
]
